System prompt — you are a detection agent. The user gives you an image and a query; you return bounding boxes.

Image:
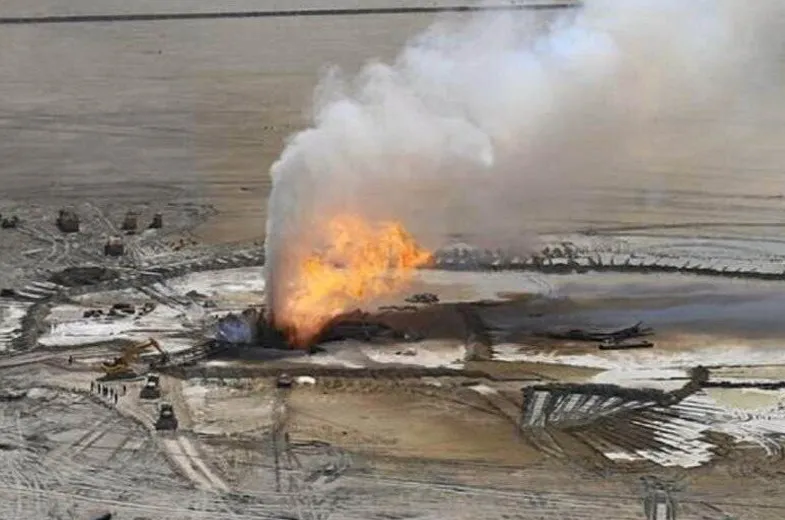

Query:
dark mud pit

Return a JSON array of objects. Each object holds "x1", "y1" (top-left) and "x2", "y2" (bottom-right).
[{"x1": 49, "y1": 266, "x2": 119, "y2": 287}]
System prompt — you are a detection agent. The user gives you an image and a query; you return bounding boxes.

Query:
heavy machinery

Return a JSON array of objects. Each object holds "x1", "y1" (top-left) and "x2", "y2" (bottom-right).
[
  {"x1": 104, "y1": 236, "x2": 125, "y2": 257},
  {"x1": 276, "y1": 373, "x2": 293, "y2": 389},
  {"x1": 139, "y1": 374, "x2": 161, "y2": 399},
  {"x1": 56, "y1": 208, "x2": 80, "y2": 233},
  {"x1": 120, "y1": 210, "x2": 138, "y2": 233},
  {"x1": 1, "y1": 215, "x2": 19, "y2": 229},
  {"x1": 99, "y1": 338, "x2": 168, "y2": 381},
  {"x1": 155, "y1": 402, "x2": 178, "y2": 431}
]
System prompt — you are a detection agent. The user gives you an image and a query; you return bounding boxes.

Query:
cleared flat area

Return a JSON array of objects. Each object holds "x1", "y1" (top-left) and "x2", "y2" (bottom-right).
[
  {"x1": 0, "y1": 2, "x2": 441, "y2": 244},
  {"x1": 2, "y1": 1, "x2": 785, "y2": 246},
  {"x1": 0, "y1": 0, "x2": 559, "y2": 17}
]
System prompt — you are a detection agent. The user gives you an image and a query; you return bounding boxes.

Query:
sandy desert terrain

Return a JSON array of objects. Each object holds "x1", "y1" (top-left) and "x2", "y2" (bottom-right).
[{"x1": 2, "y1": 1, "x2": 785, "y2": 519}]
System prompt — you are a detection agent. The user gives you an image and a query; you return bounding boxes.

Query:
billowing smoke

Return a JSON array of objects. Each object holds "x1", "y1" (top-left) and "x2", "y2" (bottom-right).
[{"x1": 265, "y1": 0, "x2": 785, "y2": 323}]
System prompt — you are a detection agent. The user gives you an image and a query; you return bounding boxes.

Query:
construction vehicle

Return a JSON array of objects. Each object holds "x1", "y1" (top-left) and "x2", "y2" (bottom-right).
[
  {"x1": 276, "y1": 373, "x2": 293, "y2": 389},
  {"x1": 1, "y1": 215, "x2": 19, "y2": 229},
  {"x1": 104, "y1": 236, "x2": 125, "y2": 257},
  {"x1": 56, "y1": 208, "x2": 80, "y2": 233},
  {"x1": 139, "y1": 374, "x2": 161, "y2": 399},
  {"x1": 120, "y1": 211, "x2": 138, "y2": 233},
  {"x1": 99, "y1": 338, "x2": 168, "y2": 381},
  {"x1": 149, "y1": 213, "x2": 163, "y2": 229},
  {"x1": 155, "y1": 402, "x2": 178, "y2": 431}
]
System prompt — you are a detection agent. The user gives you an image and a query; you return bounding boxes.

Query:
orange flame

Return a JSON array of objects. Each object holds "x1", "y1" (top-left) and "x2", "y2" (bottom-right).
[{"x1": 275, "y1": 214, "x2": 431, "y2": 347}]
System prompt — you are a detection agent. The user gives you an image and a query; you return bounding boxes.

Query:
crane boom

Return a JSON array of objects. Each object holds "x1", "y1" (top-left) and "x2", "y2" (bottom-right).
[{"x1": 100, "y1": 337, "x2": 168, "y2": 379}]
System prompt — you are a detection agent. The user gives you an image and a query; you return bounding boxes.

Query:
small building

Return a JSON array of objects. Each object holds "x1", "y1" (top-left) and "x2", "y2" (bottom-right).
[
  {"x1": 120, "y1": 211, "x2": 138, "y2": 233},
  {"x1": 56, "y1": 209, "x2": 80, "y2": 233},
  {"x1": 104, "y1": 236, "x2": 125, "y2": 257}
]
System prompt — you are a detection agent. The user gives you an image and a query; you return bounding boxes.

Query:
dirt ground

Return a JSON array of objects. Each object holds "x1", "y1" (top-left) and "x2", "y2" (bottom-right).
[
  {"x1": 5, "y1": 2, "x2": 785, "y2": 518},
  {"x1": 5, "y1": 2, "x2": 785, "y2": 248},
  {"x1": 287, "y1": 383, "x2": 543, "y2": 464},
  {"x1": 0, "y1": 2, "x2": 439, "y2": 246}
]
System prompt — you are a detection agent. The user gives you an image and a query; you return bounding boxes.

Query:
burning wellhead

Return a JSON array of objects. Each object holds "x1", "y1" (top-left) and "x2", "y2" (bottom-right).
[
  {"x1": 271, "y1": 214, "x2": 431, "y2": 347},
  {"x1": 264, "y1": 0, "x2": 785, "y2": 347}
]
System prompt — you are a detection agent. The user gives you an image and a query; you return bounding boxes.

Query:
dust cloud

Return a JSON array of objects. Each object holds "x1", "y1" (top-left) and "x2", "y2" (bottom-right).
[{"x1": 265, "y1": 0, "x2": 785, "y2": 316}]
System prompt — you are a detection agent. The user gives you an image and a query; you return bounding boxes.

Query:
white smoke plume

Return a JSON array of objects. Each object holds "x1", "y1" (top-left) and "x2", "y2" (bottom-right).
[{"x1": 265, "y1": 0, "x2": 785, "y2": 317}]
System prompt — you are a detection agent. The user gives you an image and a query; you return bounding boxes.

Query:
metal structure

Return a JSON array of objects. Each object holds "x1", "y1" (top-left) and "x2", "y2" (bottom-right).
[
  {"x1": 644, "y1": 491, "x2": 677, "y2": 520},
  {"x1": 641, "y1": 477, "x2": 679, "y2": 520},
  {"x1": 100, "y1": 338, "x2": 168, "y2": 381}
]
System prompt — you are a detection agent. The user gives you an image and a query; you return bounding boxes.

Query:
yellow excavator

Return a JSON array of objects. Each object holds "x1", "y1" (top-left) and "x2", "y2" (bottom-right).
[{"x1": 99, "y1": 338, "x2": 169, "y2": 381}]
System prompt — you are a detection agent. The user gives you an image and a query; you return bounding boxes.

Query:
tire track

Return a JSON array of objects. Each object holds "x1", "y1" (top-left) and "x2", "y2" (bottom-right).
[
  {"x1": 178, "y1": 435, "x2": 230, "y2": 492},
  {"x1": 106, "y1": 434, "x2": 132, "y2": 462},
  {"x1": 275, "y1": 384, "x2": 342, "y2": 520},
  {"x1": 5, "y1": 412, "x2": 39, "y2": 519},
  {"x1": 160, "y1": 434, "x2": 230, "y2": 492},
  {"x1": 121, "y1": 375, "x2": 230, "y2": 494},
  {"x1": 43, "y1": 408, "x2": 136, "y2": 494},
  {"x1": 21, "y1": 393, "x2": 88, "y2": 419},
  {"x1": 0, "y1": 482, "x2": 286, "y2": 519},
  {"x1": 48, "y1": 426, "x2": 152, "y2": 495},
  {"x1": 14, "y1": 224, "x2": 61, "y2": 269},
  {"x1": 46, "y1": 414, "x2": 116, "y2": 462},
  {"x1": 87, "y1": 202, "x2": 145, "y2": 267}
]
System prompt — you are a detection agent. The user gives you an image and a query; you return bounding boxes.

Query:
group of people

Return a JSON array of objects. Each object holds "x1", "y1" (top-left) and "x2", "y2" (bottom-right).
[{"x1": 90, "y1": 380, "x2": 127, "y2": 405}]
